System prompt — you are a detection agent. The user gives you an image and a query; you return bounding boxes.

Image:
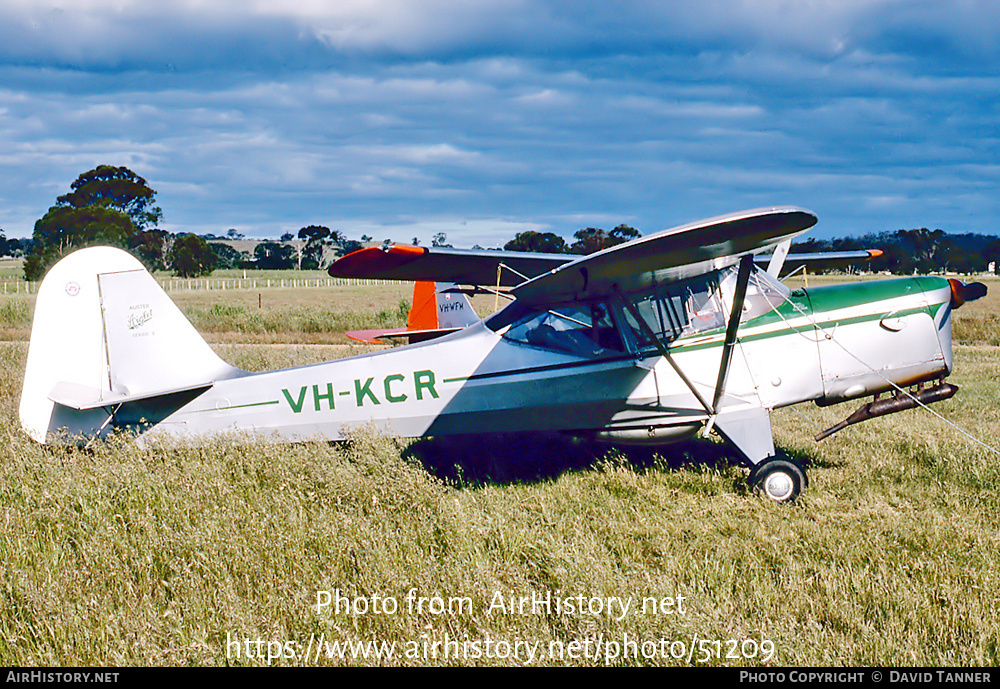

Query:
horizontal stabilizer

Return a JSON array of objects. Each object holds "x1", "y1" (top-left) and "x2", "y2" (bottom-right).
[
  {"x1": 48, "y1": 380, "x2": 214, "y2": 411},
  {"x1": 345, "y1": 327, "x2": 465, "y2": 345},
  {"x1": 377, "y1": 327, "x2": 463, "y2": 343},
  {"x1": 345, "y1": 327, "x2": 408, "y2": 344}
]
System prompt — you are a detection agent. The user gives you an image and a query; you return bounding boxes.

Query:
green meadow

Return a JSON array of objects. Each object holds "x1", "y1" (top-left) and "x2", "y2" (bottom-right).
[{"x1": 1, "y1": 274, "x2": 1000, "y2": 666}]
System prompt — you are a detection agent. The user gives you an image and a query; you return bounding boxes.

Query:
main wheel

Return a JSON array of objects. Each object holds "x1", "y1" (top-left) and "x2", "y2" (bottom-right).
[{"x1": 750, "y1": 458, "x2": 807, "y2": 503}]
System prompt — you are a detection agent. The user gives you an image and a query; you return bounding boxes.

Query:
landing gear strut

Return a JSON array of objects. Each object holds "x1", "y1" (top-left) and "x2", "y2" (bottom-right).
[{"x1": 749, "y1": 457, "x2": 807, "y2": 503}]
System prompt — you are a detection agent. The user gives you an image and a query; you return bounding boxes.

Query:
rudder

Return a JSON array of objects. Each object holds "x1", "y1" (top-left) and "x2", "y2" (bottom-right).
[{"x1": 19, "y1": 246, "x2": 240, "y2": 443}]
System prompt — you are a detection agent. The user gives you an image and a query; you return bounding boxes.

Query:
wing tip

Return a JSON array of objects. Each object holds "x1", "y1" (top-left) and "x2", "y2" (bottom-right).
[{"x1": 328, "y1": 243, "x2": 428, "y2": 278}]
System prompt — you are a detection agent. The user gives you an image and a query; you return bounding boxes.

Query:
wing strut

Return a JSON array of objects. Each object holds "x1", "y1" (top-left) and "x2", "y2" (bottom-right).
[
  {"x1": 711, "y1": 254, "x2": 754, "y2": 412},
  {"x1": 616, "y1": 264, "x2": 777, "y2": 464},
  {"x1": 616, "y1": 254, "x2": 755, "y2": 427},
  {"x1": 616, "y1": 286, "x2": 715, "y2": 418},
  {"x1": 765, "y1": 239, "x2": 791, "y2": 278}
]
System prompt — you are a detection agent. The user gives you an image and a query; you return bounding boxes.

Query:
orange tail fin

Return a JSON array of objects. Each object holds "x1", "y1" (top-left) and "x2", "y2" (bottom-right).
[{"x1": 407, "y1": 281, "x2": 439, "y2": 331}]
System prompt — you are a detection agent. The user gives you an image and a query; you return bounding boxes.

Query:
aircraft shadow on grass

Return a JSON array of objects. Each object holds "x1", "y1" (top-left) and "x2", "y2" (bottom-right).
[{"x1": 401, "y1": 431, "x2": 817, "y2": 490}]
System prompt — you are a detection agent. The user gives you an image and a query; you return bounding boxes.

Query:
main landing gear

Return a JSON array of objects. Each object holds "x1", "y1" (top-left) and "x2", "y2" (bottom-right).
[
  {"x1": 711, "y1": 409, "x2": 808, "y2": 503},
  {"x1": 748, "y1": 457, "x2": 808, "y2": 503}
]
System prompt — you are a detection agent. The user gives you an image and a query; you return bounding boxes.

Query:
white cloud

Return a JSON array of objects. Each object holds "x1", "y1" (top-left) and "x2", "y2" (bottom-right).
[
  {"x1": 0, "y1": 1, "x2": 998, "y2": 246},
  {"x1": 2, "y1": 0, "x2": 997, "y2": 68}
]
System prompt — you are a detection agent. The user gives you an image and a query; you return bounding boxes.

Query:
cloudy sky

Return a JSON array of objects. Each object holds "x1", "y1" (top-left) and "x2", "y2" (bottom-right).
[{"x1": 1, "y1": 1, "x2": 998, "y2": 247}]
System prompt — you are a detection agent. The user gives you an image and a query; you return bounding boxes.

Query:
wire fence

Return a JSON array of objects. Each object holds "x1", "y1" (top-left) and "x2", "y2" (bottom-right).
[
  {"x1": 1, "y1": 276, "x2": 394, "y2": 295},
  {"x1": 154, "y1": 277, "x2": 394, "y2": 292},
  {"x1": 1, "y1": 282, "x2": 32, "y2": 295}
]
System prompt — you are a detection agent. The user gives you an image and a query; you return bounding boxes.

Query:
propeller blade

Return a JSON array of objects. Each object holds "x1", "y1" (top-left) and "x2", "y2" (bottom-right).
[{"x1": 948, "y1": 279, "x2": 988, "y2": 309}]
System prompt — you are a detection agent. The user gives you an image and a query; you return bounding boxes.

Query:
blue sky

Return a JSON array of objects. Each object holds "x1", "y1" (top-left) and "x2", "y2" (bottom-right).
[{"x1": 1, "y1": 1, "x2": 998, "y2": 248}]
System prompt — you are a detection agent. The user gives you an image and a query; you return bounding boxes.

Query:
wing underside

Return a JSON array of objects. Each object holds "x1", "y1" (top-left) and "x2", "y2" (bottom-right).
[
  {"x1": 328, "y1": 206, "x2": 820, "y2": 308},
  {"x1": 512, "y1": 206, "x2": 818, "y2": 305},
  {"x1": 329, "y1": 245, "x2": 570, "y2": 287}
]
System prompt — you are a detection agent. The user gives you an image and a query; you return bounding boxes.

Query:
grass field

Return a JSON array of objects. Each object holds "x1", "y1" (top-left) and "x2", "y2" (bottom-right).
[{"x1": 2, "y1": 275, "x2": 1000, "y2": 666}]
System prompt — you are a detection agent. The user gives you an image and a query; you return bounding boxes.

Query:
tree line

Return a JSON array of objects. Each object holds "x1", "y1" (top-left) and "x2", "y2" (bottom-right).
[
  {"x1": 3, "y1": 165, "x2": 1000, "y2": 280},
  {"x1": 791, "y1": 230, "x2": 1000, "y2": 275},
  {"x1": 1, "y1": 166, "x2": 372, "y2": 280},
  {"x1": 6, "y1": 165, "x2": 214, "y2": 281}
]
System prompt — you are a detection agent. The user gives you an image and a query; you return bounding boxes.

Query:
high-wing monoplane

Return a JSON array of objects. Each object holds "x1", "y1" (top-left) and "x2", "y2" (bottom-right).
[{"x1": 18, "y1": 206, "x2": 986, "y2": 502}]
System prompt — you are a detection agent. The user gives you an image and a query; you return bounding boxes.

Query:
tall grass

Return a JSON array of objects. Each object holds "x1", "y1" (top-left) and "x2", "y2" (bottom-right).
[
  {"x1": 3, "y1": 337, "x2": 1000, "y2": 666},
  {"x1": 0, "y1": 298, "x2": 29, "y2": 329},
  {"x1": 3, "y1": 276, "x2": 1000, "y2": 666},
  {"x1": 185, "y1": 299, "x2": 410, "y2": 342},
  {"x1": 0, "y1": 289, "x2": 412, "y2": 345}
]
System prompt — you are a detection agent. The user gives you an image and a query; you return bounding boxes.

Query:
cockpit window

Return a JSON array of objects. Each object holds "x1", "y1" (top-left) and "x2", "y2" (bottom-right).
[
  {"x1": 489, "y1": 265, "x2": 789, "y2": 357},
  {"x1": 622, "y1": 273, "x2": 726, "y2": 348},
  {"x1": 711, "y1": 265, "x2": 791, "y2": 323},
  {"x1": 502, "y1": 302, "x2": 625, "y2": 357}
]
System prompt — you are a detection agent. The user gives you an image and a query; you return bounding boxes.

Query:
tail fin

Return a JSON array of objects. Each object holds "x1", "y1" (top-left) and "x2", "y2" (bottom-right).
[
  {"x1": 347, "y1": 281, "x2": 479, "y2": 344},
  {"x1": 433, "y1": 282, "x2": 479, "y2": 330},
  {"x1": 406, "y1": 280, "x2": 439, "y2": 331},
  {"x1": 19, "y1": 246, "x2": 239, "y2": 443}
]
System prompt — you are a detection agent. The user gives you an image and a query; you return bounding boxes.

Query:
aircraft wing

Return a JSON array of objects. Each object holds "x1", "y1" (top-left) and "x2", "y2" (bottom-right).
[
  {"x1": 328, "y1": 207, "x2": 818, "y2": 304},
  {"x1": 753, "y1": 249, "x2": 883, "y2": 276},
  {"x1": 512, "y1": 206, "x2": 818, "y2": 306},
  {"x1": 328, "y1": 244, "x2": 570, "y2": 287}
]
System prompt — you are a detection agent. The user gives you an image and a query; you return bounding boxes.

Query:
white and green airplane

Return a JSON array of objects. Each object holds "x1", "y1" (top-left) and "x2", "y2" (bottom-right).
[{"x1": 18, "y1": 207, "x2": 986, "y2": 502}]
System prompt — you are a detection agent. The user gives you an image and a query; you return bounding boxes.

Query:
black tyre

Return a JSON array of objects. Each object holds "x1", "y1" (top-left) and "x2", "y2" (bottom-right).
[{"x1": 750, "y1": 458, "x2": 807, "y2": 503}]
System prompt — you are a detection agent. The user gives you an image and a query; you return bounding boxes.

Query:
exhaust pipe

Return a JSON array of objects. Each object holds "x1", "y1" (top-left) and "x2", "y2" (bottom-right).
[{"x1": 815, "y1": 383, "x2": 958, "y2": 441}]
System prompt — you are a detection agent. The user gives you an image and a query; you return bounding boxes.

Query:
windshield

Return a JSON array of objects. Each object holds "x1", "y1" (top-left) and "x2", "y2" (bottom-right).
[
  {"x1": 721, "y1": 265, "x2": 791, "y2": 322},
  {"x1": 487, "y1": 264, "x2": 788, "y2": 356},
  {"x1": 501, "y1": 302, "x2": 626, "y2": 358},
  {"x1": 620, "y1": 273, "x2": 726, "y2": 348}
]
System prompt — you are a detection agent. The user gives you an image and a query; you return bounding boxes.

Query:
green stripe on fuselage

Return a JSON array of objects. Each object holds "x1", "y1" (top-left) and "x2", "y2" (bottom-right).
[
  {"x1": 670, "y1": 276, "x2": 949, "y2": 353},
  {"x1": 803, "y1": 276, "x2": 948, "y2": 314}
]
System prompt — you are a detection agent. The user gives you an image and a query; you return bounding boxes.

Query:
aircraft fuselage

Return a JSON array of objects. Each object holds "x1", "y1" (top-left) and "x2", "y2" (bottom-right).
[{"x1": 117, "y1": 271, "x2": 954, "y2": 454}]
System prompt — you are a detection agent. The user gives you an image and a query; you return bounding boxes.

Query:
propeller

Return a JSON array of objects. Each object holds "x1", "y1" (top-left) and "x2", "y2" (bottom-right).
[{"x1": 948, "y1": 279, "x2": 988, "y2": 309}]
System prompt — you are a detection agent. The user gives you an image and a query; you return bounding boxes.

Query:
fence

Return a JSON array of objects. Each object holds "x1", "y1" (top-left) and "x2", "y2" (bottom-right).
[
  {"x1": 154, "y1": 277, "x2": 393, "y2": 292},
  {"x1": 1, "y1": 276, "x2": 393, "y2": 296},
  {"x1": 2, "y1": 282, "x2": 33, "y2": 294}
]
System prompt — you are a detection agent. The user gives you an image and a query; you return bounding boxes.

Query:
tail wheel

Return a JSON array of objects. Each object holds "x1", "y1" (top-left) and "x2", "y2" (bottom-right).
[{"x1": 750, "y1": 458, "x2": 807, "y2": 503}]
